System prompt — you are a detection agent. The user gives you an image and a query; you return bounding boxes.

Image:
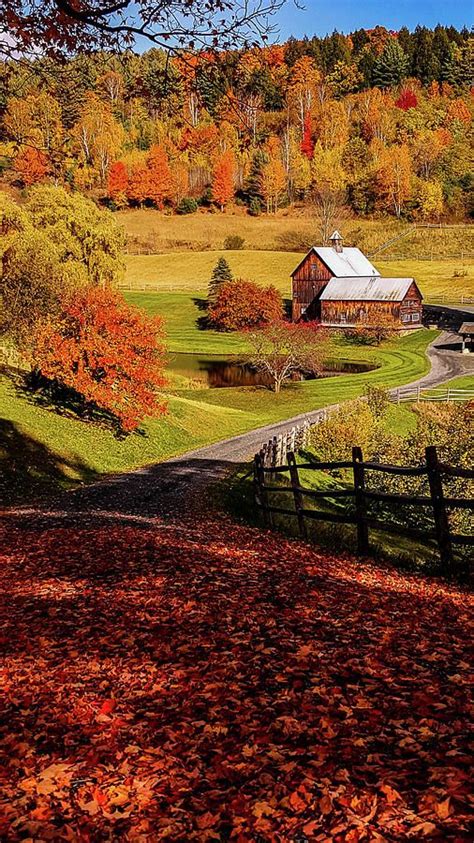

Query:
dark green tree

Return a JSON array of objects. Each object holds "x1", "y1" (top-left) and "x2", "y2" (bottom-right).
[
  {"x1": 373, "y1": 40, "x2": 409, "y2": 88},
  {"x1": 411, "y1": 27, "x2": 440, "y2": 85},
  {"x1": 208, "y1": 257, "x2": 233, "y2": 302}
]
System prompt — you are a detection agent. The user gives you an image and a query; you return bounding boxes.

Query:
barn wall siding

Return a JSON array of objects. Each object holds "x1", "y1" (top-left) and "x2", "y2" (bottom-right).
[{"x1": 291, "y1": 253, "x2": 332, "y2": 321}]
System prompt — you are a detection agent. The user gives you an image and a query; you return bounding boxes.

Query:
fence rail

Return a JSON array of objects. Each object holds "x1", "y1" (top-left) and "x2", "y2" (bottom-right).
[
  {"x1": 254, "y1": 445, "x2": 473, "y2": 572},
  {"x1": 393, "y1": 385, "x2": 474, "y2": 404},
  {"x1": 425, "y1": 294, "x2": 474, "y2": 305}
]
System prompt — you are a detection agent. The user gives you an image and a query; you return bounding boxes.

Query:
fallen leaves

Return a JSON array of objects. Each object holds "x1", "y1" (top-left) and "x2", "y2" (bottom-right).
[{"x1": 0, "y1": 512, "x2": 472, "y2": 840}]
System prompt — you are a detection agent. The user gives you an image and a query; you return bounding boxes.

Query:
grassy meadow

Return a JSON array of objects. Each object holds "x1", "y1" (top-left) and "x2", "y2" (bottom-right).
[{"x1": 119, "y1": 208, "x2": 474, "y2": 260}]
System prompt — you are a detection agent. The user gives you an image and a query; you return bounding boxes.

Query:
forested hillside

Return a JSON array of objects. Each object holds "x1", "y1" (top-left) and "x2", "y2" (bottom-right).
[{"x1": 0, "y1": 25, "x2": 472, "y2": 222}]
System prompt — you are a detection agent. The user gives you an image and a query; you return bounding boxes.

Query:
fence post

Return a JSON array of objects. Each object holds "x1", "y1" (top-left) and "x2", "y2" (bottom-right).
[
  {"x1": 255, "y1": 453, "x2": 272, "y2": 528},
  {"x1": 287, "y1": 451, "x2": 307, "y2": 540},
  {"x1": 352, "y1": 446, "x2": 369, "y2": 556},
  {"x1": 425, "y1": 446, "x2": 453, "y2": 572}
]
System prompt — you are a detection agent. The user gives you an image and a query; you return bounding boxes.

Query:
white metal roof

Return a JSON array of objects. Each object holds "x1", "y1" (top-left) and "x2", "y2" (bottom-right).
[
  {"x1": 319, "y1": 277, "x2": 415, "y2": 302},
  {"x1": 313, "y1": 247, "x2": 380, "y2": 278}
]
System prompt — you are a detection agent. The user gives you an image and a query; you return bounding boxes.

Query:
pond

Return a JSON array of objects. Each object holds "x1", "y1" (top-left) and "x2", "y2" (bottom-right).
[{"x1": 166, "y1": 353, "x2": 378, "y2": 389}]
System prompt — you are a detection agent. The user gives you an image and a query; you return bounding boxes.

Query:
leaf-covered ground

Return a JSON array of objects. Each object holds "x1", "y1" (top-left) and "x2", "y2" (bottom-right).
[{"x1": 0, "y1": 512, "x2": 472, "y2": 841}]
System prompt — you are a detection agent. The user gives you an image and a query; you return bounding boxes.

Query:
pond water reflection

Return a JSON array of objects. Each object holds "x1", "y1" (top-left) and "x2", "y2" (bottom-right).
[{"x1": 167, "y1": 353, "x2": 377, "y2": 389}]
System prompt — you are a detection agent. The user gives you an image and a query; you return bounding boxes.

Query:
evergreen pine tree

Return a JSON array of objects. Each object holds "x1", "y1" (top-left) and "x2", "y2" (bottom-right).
[
  {"x1": 208, "y1": 257, "x2": 233, "y2": 302},
  {"x1": 373, "y1": 40, "x2": 409, "y2": 88}
]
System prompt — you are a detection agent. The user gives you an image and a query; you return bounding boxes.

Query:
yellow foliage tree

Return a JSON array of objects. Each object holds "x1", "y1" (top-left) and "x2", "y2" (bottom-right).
[
  {"x1": 311, "y1": 143, "x2": 347, "y2": 241},
  {"x1": 376, "y1": 144, "x2": 412, "y2": 218},
  {"x1": 260, "y1": 157, "x2": 287, "y2": 214}
]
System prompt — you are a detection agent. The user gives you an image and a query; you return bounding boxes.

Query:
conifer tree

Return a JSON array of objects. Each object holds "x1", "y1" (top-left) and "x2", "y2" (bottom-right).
[
  {"x1": 208, "y1": 256, "x2": 233, "y2": 302},
  {"x1": 373, "y1": 40, "x2": 409, "y2": 88}
]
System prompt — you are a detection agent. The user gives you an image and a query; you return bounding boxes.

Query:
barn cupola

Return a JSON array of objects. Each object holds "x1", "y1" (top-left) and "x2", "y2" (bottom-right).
[{"x1": 329, "y1": 230, "x2": 343, "y2": 253}]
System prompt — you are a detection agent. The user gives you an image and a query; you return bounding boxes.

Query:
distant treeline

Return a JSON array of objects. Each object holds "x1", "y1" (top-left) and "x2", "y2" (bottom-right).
[{"x1": 0, "y1": 25, "x2": 472, "y2": 221}]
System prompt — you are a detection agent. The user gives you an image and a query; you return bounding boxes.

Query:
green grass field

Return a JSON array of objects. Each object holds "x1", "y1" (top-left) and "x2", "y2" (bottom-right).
[
  {"x1": 123, "y1": 251, "x2": 474, "y2": 302},
  {"x1": 0, "y1": 330, "x2": 436, "y2": 505}
]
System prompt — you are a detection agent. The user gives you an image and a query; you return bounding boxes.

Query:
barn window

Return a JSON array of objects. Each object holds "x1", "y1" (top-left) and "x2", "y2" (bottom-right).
[{"x1": 401, "y1": 313, "x2": 410, "y2": 322}]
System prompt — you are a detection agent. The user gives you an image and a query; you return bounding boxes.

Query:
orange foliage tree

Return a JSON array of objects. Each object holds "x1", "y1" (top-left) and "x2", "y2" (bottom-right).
[
  {"x1": 107, "y1": 161, "x2": 129, "y2": 207},
  {"x1": 211, "y1": 151, "x2": 235, "y2": 211},
  {"x1": 209, "y1": 279, "x2": 282, "y2": 331},
  {"x1": 127, "y1": 165, "x2": 150, "y2": 206},
  {"x1": 14, "y1": 147, "x2": 49, "y2": 186},
  {"x1": 31, "y1": 287, "x2": 167, "y2": 432},
  {"x1": 147, "y1": 144, "x2": 172, "y2": 208}
]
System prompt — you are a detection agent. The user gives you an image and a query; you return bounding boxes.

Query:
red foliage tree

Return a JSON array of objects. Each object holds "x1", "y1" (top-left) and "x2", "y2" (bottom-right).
[
  {"x1": 209, "y1": 279, "x2": 282, "y2": 331},
  {"x1": 147, "y1": 144, "x2": 172, "y2": 209},
  {"x1": 14, "y1": 147, "x2": 49, "y2": 186},
  {"x1": 31, "y1": 287, "x2": 167, "y2": 432},
  {"x1": 107, "y1": 161, "x2": 129, "y2": 207},
  {"x1": 395, "y1": 88, "x2": 418, "y2": 110},
  {"x1": 300, "y1": 113, "x2": 314, "y2": 158},
  {"x1": 211, "y1": 151, "x2": 235, "y2": 211}
]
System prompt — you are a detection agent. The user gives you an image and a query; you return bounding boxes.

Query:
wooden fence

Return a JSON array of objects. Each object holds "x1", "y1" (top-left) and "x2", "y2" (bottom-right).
[
  {"x1": 393, "y1": 385, "x2": 474, "y2": 404},
  {"x1": 258, "y1": 405, "x2": 340, "y2": 469},
  {"x1": 424, "y1": 294, "x2": 474, "y2": 305},
  {"x1": 254, "y1": 445, "x2": 474, "y2": 571}
]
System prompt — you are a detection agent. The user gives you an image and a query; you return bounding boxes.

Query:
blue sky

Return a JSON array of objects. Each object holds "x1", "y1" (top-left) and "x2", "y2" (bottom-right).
[{"x1": 276, "y1": 0, "x2": 471, "y2": 38}]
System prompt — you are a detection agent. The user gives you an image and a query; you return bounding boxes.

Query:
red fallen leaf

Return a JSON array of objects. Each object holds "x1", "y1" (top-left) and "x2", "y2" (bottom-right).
[
  {"x1": 196, "y1": 811, "x2": 219, "y2": 829},
  {"x1": 30, "y1": 805, "x2": 53, "y2": 821},
  {"x1": 303, "y1": 819, "x2": 320, "y2": 835},
  {"x1": 99, "y1": 699, "x2": 116, "y2": 716},
  {"x1": 289, "y1": 789, "x2": 308, "y2": 811},
  {"x1": 319, "y1": 794, "x2": 333, "y2": 815},
  {"x1": 93, "y1": 786, "x2": 108, "y2": 807},
  {"x1": 380, "y1": 783, "x2": 402, "y2": 804}
]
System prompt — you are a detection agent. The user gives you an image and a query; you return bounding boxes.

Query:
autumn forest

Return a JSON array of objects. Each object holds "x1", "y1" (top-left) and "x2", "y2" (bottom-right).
[{"x1": 1, "y1": 24, "x2": 473, "y2": 222}]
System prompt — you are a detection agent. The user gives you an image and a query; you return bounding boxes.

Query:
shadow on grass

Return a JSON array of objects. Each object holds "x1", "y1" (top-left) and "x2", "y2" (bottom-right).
[
  {"x1": 10, "y1": 370, "x2": 146, "y2": 440},
  {"x1": 0, "y1": 418, "x2": 98, "y2": 507},
  {"x1": 192, "y1": 297, "x2": 212, "y2": 331}
]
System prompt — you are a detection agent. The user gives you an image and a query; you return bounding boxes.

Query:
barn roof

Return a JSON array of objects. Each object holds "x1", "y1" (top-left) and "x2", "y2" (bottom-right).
[
  {"x1": 319, "y1": 277, "x2": 416, "y2": 302},
  {"x1": 459, "y1": 322, "x2": 474, "y2": 335},
  {"x1": 291, "y1": 246, "x2": 380, "y2": 278}
]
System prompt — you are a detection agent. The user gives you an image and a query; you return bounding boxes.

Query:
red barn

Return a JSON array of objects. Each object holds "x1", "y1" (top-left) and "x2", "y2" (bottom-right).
[{"x1": 291, "y1": 231, "x2": 423, "y2": 330}]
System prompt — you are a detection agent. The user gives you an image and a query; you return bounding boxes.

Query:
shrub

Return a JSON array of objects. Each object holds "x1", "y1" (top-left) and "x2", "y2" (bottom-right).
[
  {"x1": 209, "y1": 279, "x2": 282, "y2": 331},
  {"x1": 176, "y1": 197, "x2": 198, "y2": 215},
  {"x1": 350, "y1": 309, "x2": 398, "y2": 345},
  {"x1": 224, "y1": 234, "x2": 245, "y2": 250},
  {"x1": 30, "y1": 287, "x2": 167, "y2": 432},
  {"x1": 364, "y1": 384, "x2": 390, "y2": 419}
]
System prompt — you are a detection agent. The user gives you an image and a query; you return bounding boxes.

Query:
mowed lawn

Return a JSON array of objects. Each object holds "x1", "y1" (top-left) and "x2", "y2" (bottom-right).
[
  {"x1": 122, "y1": 251, "x2": 470, "y2": 354},
  {"x1": 0, "y1": 330, "x2": 436, "y2": 504}
]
